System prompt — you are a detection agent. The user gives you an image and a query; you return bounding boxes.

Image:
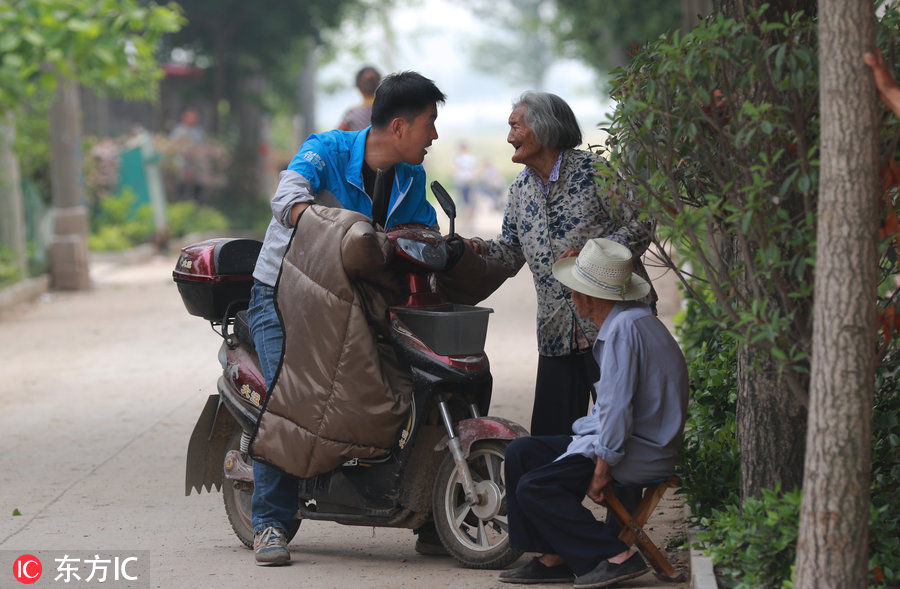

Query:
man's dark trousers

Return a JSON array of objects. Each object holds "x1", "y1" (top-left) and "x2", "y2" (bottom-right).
[{"x1": 504, "y1": 435, "x2": 642, "y2": 576}]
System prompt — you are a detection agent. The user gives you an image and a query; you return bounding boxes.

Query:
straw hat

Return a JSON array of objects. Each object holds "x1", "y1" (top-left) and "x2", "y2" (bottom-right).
[{"x1": 552, "y1": 238, "x2": 650, "y2": 301}]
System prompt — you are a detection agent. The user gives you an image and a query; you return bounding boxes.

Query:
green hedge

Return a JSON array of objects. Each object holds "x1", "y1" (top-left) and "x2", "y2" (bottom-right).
[{"x1": 88, "y1": 190, "x2": 229, "y2": 252}]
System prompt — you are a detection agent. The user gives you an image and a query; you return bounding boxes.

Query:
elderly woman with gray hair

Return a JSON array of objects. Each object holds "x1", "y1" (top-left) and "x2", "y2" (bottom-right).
[{"x1": 465, "y1": 91, "x2": 656, "y2": 437}]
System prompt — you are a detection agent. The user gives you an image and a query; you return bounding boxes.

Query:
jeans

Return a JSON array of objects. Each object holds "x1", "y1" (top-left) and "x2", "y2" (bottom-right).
[{"x1": 247, "y1": 280, "x2": 299, "y2": 535}]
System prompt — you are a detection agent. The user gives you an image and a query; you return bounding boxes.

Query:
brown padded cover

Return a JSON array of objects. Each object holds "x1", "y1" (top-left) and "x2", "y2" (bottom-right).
[{"x1": 250, "y1": 206, "x2": 411, "y2": 477}]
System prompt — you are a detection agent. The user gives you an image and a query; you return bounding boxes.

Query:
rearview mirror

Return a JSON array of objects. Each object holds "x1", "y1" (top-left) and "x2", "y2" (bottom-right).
[{"x1": 430, "y1": 181, "x2": 457, "y2": 236}]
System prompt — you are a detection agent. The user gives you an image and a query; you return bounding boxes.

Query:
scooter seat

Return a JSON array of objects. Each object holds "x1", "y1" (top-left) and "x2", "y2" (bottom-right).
[{"x1": 234, "y1": 310, "x2": 256, "y2": 353}]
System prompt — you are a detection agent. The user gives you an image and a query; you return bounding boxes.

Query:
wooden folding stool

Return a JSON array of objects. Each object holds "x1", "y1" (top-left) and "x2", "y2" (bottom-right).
[{"x1": 601, "y1": 475, "x2": 686, "y2": 583}]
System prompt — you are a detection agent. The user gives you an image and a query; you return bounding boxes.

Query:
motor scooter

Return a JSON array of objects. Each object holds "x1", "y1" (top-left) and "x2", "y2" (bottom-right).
[{"x1": 174, "y1": 180, "x2": 527, "y2": 569}]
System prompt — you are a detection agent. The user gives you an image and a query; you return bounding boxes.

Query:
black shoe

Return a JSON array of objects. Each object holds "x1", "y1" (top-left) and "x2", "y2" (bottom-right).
[
  {"x1": 498, "y1": 557, "x2": 575, "y2": 584},
  {"x1": 573, "y1": 552, "x2": 649, "y2": 589},
  {"x1": 414, "y1": 523, "x2": 449, "y2": 556}
]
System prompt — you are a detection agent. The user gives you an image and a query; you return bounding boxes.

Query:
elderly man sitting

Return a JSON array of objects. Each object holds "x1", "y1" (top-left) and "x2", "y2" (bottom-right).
[{"x1": 498, "y1": 238, "x2": 689, "y2": 589}]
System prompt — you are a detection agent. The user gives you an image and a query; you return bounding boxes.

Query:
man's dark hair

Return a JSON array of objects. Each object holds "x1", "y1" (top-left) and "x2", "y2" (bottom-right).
[
  {"x1": 355, "y1": 66, "x2": 381, "y2": 96},
  {"x1": 370, "y1": 71, "x2": 446, "y2": 128}
]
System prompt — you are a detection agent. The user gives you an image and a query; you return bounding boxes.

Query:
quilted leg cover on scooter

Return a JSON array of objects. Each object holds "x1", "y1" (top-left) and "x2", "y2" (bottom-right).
[{"x1": 250, "y1": 205, "x2": 412, "y2": 478}]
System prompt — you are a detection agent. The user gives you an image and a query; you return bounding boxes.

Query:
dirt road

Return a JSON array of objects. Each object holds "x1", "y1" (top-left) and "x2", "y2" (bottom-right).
[{"x1": 0, "y1": 209, "x2": 686, "y2": 588}]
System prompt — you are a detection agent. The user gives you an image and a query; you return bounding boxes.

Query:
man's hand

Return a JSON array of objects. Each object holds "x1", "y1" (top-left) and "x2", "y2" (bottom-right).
[
  {"x1": 585, "y1": 457, "x2": 612, "y2": 505},
  {"x1": 445, "y1": 235, "x2": 466, "y2": 269},
  {"x1": 865, "y1": 50, "x2": 900, "y2": 118},
  {"x1": 559, "y1": 247, "x2": 581, "y2": 261}
]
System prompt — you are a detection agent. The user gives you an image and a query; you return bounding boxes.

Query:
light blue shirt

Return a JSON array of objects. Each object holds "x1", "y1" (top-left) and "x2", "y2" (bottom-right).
[
  {"x1": 558, "y1": 301, "x2": 689, "y2": 484},
  {"x1": 253, "y1": 127, "x2": 438, "y2": 286}
]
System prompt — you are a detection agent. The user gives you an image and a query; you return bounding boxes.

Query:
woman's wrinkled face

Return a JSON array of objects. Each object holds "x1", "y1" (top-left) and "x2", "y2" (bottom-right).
[{"x1": 507, "y1": 106, "x2": 542, "y2": 166}]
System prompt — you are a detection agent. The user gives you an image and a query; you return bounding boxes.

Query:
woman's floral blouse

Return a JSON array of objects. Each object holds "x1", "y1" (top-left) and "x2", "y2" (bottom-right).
[{"x1": 478, "y1": 148, "x2": 655, "y2": 356}]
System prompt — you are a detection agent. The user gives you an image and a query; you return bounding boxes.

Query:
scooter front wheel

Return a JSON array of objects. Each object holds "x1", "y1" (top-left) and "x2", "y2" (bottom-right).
[
  {"x1": 432, "y1": 439, "x2": 523, "y2": 569},
  {"x1": 222, "y1": 428, "x2": 300, "y2": 548}
]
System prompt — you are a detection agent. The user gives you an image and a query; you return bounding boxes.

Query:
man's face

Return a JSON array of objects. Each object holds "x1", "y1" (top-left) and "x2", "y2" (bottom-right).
[
  {"x1": 507, "y1": 106, "x2": 542, "y2": 166},
  {"x1": 398, "y1": 103, "x2": 439, "y2": 165},
  {"x1": 571, "y1": 290, "x2": 592, "y2": 318},
  {"x1": 358, "y1": 71, "x2": 380, "y2": 96},
  {"x1": 572, "y1": 289, "x2": 615, "y2": 322}
]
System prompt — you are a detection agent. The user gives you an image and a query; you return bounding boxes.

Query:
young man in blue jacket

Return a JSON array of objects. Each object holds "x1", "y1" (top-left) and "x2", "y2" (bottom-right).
[{"x1": 248, "y1": 71, "x2": 446, "y2": 565}]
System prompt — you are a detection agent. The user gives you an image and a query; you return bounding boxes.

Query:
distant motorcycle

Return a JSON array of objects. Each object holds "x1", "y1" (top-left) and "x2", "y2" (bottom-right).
[{"x1": 174, "y1": 179, "x2": 526, "y2": 569}]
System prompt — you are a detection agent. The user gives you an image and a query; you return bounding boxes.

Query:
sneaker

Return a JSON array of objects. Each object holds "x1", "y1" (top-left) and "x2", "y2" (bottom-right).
[
  {"x1": 414, "y1": 523, "x2": 449, "y2": 556},
  {"x1": 253, "y1": 526, "x2": 290, "y2": 566},
  {"x1": 573, "y1": 552, "x2": 649, "y2": 589},
  {"x1": 498, "y1": 557, "x2": 575, "y2": 584}
]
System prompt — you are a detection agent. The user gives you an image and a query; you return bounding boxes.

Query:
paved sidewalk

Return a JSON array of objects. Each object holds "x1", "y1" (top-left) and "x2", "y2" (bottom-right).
[{"x1": 0, "y1": 206, "x2": 699, "y2": 588}]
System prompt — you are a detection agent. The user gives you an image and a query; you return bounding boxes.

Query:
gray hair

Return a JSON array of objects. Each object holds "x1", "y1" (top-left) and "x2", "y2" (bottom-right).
[{"x1": 513, "y1": 92, "x2": 582, "y2": 150}]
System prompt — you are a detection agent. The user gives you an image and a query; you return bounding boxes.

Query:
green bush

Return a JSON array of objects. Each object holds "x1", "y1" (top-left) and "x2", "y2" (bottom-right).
[
  {"x1": 676, "y1": 289, "x2": 740, "y2": 520},
  {"x1": 680, "y1": 314, "x2": 900, "y2": 587},
  {"x1": 870, "y1": 345, "x2": 900, "y2": 584},
  {"x1": 695, "y1": 485, "x2": 800, "y2": 589},
  {"x1": 609, "y1": 5, "x2": 899, "y2": 586},
  {"x1": 599, "y1": 7, "x2": 819, "y2": 395},
  {"x1": 88, "y1": 188, "x2": 155, "y2": 251},
  {"x1": 89, "y1": 190, "x2": 230, "y2": 251},
  {"x1": 87, "y1": 225, "x2": 135, "y2": 252},
  {"x1": 166, "y1": 201, "x2": 229, "y2": 238},
  {"x1": 0, "y1": 246, "x2": 22, "y2": 288}
]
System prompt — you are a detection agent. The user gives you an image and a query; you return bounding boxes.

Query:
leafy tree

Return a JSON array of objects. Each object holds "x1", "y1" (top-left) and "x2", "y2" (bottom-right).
[
  {"x1": 0, "y1": 0, "x2": 182, "y2": 109},
  {"x1": 554, "y1": 0, "x2": 681, "y2": 72},
  {"x1": 466, "y1": 0, "x2": 684, "y2": 88},
  {"x1": 465, "y1": 0, "x2": 555, "y2": 90},
  {"x1": 602, "y1": 7, "x2": 819, "y2": 498},
  {"x1": 165, "y1": 0, "x2": 356, "y2": 109},
  {"x1": 0, "y1": 0, "x2": 182, "y2": 281},
  {"x1": 161, "y1": 0, "x2": 359, "y2": 208},
  {"x1": 603, "y1": 1, "x2": 899, "y2": 584}
]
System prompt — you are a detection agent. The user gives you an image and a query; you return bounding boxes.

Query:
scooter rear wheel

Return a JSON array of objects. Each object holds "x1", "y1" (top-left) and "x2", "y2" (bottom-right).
[
  {"x1": 222, "y1": 428, "x2": 300, "y2": 548},
  {"x1": 432, "y1": 439, "x2": 523, "y2": 569}
]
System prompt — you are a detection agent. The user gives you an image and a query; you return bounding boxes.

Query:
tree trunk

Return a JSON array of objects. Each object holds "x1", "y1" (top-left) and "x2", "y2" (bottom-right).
[
  {"x1": 49, "y1": 76, "x2": 91, "y2": 291},
  {"x1": 231, "y1": 73, "x2": 267, "y2": 204},
  {"x1": 681, "y1": 0, "x2": 713, "y2": 33},
  {"x1": 736, "y1": 346, "x2": 807, "y2": 497},
  {"x1": 794, "y1": 1, "x2": 879, "y2": 586},
  {"x1": 211, "y1": 33, "x2": 227, "y2": 135},
  {"x1": 0, "y1": 112, "x2": 28, "y2": 279},
  {"x1": 296, "y1": 47, "x2": 317, "y2": 145},
  {"x1": 374, "y1": 3, "x2": 398, "y2": 73}
]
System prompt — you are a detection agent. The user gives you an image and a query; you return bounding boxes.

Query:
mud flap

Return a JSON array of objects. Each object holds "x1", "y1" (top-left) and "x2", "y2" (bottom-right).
[{"x1": 185, "y1": 395, "x2": 238, "y2": 495}]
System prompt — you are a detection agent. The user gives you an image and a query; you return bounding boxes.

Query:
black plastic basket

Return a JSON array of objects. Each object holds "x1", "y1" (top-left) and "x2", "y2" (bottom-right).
[{"x1": 392, "y1": 304, "x2": 493, "y2": 356}]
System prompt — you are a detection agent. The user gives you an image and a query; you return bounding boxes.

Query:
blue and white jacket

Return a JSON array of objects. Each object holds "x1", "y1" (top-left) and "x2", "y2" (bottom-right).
[{"x1": 253, "y1": 127, "x2": 438, "y2": 286}]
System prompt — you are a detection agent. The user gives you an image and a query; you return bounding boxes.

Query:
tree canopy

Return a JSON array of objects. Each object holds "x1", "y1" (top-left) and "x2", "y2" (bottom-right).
[
  {"x1": 164, "y1": 0, "x2": 358, "y2": 109},
  {"x1": 0, "y1": 0, "x2": 183, "y2": 109},
  {"x1": 554, "y1": 0, "x2": 681, "y2": 72}
]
